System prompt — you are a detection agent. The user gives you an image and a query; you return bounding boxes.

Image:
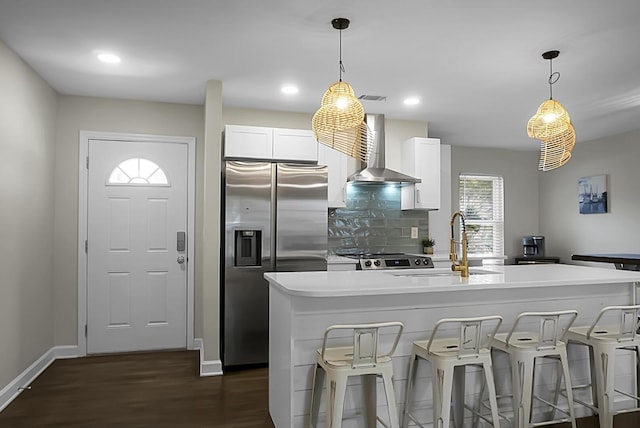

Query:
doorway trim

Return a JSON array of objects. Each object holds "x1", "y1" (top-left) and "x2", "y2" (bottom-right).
[{"x1": 78, "y1": 130, "x2": 196, "y2": 356}]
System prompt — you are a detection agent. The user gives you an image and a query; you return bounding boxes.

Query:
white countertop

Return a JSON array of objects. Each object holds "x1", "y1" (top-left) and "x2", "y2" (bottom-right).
[{"x1": 265, "y1": 264, "x2": 640, "y2": 297}]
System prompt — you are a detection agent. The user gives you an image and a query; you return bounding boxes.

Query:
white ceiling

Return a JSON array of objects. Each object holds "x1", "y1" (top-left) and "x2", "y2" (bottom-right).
[{"x1": 1, "y1": 0, "x2": 640, "y2": 150}]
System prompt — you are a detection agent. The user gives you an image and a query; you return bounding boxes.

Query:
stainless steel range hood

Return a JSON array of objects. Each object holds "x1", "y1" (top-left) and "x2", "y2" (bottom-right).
[{"x1": 347, "y1": 113, "x2": 421, "y2": 184}]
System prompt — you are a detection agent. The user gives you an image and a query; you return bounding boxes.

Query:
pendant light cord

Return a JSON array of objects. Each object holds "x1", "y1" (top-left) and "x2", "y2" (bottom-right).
[
  {"x1": 548, "y1": 57, "x2": 560, "y2": 100},
  {"x1": 339, "y1": 27, "x2": 344, "y2": 81},
  {"x1": 331, "y1": 17, "x2": 350, "y2": 82}
]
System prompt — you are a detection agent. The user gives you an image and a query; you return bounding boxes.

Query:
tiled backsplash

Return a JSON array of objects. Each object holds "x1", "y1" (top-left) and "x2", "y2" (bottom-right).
[{"x1": 327, "y1": 183, "x2": 429, "y2": 255}]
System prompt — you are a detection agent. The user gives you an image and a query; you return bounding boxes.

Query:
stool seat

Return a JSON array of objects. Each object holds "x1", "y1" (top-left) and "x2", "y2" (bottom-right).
[
  {"x1": 414, "y1": 338, "x2": 494, "y2": 358},
  {"x1": 308, "y1": 321, "x2": 404, "y2": 428},
  {"x1": 493, "y1": 331, "x2": 559, "y2": 351},
  {"x1": 565, "y1": 305, "x2": 640, "y2": 428},
  {"x1": 402, "y1": 315, "x2": 503, "y2": 428},
  {"x1": 491, "y1": 310, "x2": 578, "y2": 428},
  {"x1": 319, "y1": 346, "x2": 393, "y2": 368},
  {"x1": 568, "y1": 325, "x2": 632, "y2": 342}
]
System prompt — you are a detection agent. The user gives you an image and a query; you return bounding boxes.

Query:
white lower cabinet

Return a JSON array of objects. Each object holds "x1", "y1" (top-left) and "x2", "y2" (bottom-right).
[
  {"x1": 401, "y1": 137, "x2": 441, "y2": 210},
  {"x1": 317, "y1": 143, "x2": 348, "y2": 208},
  {"x1": 224, "y1": 124, "x2": 318, "y2": 162}
]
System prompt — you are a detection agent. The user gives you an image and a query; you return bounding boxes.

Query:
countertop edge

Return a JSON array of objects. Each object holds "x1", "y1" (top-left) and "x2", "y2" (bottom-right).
[{"x1": 265, "y1": 265, "x2": 640, "y2": 298}]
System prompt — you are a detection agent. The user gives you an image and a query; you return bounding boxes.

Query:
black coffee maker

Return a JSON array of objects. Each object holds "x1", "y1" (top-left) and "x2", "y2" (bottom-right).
[{"x1": 522, "y1": 236, "x2": 545, "y2": 257}]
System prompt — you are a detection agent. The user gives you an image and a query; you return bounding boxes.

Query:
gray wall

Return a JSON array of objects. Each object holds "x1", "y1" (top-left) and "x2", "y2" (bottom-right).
[
  {"x1": 450, "y1": 145, "x2": 541, "y2": 262},
  {"x1": 539, "y1": 129, "x2": 640, "y2": 263},
  {"x1": 0, "y1": 39, "x2": 57, "y2": 387}
]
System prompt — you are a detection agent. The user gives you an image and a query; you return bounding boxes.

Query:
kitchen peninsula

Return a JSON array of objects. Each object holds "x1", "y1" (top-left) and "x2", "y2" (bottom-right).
[{"x1": 265, "y1": 264, "x2": 640, "y2": 428}]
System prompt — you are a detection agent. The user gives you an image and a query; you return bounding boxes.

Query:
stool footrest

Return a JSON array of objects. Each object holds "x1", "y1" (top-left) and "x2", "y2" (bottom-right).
[
  {"x1": 376, "y1": 415, "x2": 390, "y2": 428},
  {"x1": 403, "y1": 412, "x2": 426, "y2": 428},
  {"x1": 559, "y1": 383, "x2": 600, "y2": 413},
  {"x1": 615, "y1": 407, "x2": 640, "y2": 416},
  {"x1": 614, "y1": 388, "x2": 640, "y2": 402},
  {"x1": 560, "y1": 390, "x2": 598, "y2": 413},
  {"x1": 530, "y1": 417, "x2": 573, "y2": 427},
  {"x1": 465, "y1": 402, "x2": 505, "y2": 425},
  {"x1": 532, "y1": 394, "x2": 571, "y2": 417}
]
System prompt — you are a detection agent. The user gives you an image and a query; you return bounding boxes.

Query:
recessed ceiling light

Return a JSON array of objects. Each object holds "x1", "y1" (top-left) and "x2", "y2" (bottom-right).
[
  {"x1": 281, "y1": 85, "x2": 299, "y2": 95},
  {"x1": 404, "y1": 97, "x2": 420, "y2": 106},
  {"x1": 96, "y1": 52, "x2": 121, "y2": 64}
]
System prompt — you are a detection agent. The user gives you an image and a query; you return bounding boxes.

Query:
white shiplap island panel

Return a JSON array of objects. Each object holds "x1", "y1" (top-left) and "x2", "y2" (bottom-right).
[{"x1": 266, "y1": 264, "x2": 640, "y2": 428}]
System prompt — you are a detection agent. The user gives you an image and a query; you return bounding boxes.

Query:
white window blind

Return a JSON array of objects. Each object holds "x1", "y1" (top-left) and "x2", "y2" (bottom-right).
[{"x1": 459, "y1": 174, "x2": 504, "y2": 257}]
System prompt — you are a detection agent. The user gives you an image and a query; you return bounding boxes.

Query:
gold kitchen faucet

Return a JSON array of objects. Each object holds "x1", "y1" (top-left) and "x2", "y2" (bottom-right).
[{"x1": 450, "y1": 211, "x2": 469, "y2": 278}]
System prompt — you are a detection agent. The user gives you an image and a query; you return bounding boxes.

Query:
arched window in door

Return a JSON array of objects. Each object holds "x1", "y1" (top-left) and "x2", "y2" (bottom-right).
[{"x1": 108, "y1": 158, "x2": 169, "y2": 185}]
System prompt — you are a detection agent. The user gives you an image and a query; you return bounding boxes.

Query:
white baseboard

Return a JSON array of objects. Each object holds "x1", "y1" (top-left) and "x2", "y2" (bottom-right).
[
  {"x1": 193, "y1": 338, "x2": 223, "y2": 377},
  {"x1": 53, "y1": 345, "x2": 81, "y2": 360},
  {"x1": 0, "y1": 345, "x2": 80, "y2": 412}
]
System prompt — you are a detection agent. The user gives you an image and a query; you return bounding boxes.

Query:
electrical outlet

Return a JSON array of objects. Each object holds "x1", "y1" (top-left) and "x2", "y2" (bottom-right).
[{"x1": 411, "y1": 227, "x2": 419, "y2": 239}]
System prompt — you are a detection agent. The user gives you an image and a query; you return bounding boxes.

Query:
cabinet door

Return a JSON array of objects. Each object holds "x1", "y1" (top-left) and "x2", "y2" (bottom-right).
[
  {"x1": 414, "y1": 139, "x2": 440, "y2": 209},
  {"x1": 317, "y1": 143, "x2": 348, "y2": 207},
  {"x1": 401, "y1": 138, "x2": 440, "y2": 210},
  {"x1": 272, "y1": 128, "x2": 318, "y2": 162},
  {"x1": 224, "y1": 125, "x2": 273, "y2": 159}
]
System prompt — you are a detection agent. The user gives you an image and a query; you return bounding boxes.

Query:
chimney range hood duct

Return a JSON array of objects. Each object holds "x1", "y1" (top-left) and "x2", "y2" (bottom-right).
[{"x1": 347, "y1": 113, "x2": 421, "y2": 184}]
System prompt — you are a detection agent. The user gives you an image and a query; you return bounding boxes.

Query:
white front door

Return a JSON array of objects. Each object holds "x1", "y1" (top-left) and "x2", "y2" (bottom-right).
[{"x1": 86, "y1": 139, "x2": 188, "y2": 354}]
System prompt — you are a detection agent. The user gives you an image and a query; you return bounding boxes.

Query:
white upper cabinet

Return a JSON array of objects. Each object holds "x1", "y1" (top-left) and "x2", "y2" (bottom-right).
[
  {"x1": 272, "y1": 128, "x2": 318, "y2": 162},
  {"x1": 317, "y1": 143, "x2": 348, "y2": 207},
  {"x1": 401, "y1": 137, "x2": 441, "y2": 210},
  {"x1": 224, "y1": 125, "x2": 273, "y2": 159},
  {"x1": 224, "y1": 125, "x2": 317, "y2": 162}
]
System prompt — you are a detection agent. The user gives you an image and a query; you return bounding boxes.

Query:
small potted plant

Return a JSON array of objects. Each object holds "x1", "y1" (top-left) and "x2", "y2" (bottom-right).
[{"x1": 422, "y1": 238, "x2": 435, "y2": 254}]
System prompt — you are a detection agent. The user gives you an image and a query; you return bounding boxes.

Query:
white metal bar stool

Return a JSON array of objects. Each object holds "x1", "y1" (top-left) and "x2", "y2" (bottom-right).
[
  {"x1": 565, "y1": 305, "x2": 640, "y2": 428},
  {"x1": 491, "y1": 310, "x2": 578, "y2": 428},
  {"x1": 402, "y1": 315, "x2": 503, "y2": 428},
  {"x1": 308, "y1": 321, "x2": 404, "y2": 428}
]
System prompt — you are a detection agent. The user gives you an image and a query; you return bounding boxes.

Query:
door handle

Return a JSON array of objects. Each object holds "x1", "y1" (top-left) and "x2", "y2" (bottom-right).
[{"x1": 177, "y1": 256, "x2": 185, "y2": 264}]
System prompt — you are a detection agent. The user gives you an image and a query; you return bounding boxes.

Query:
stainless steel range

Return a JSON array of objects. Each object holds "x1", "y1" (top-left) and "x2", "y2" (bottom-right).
[{"x1": 342, "y1": 253, "x2": 434, "y2": 270}]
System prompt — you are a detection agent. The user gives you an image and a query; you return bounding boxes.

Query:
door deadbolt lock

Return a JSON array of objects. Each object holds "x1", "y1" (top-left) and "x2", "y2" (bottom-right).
[{"x1": 177, "y1": 256, "x2": 185, "y2": 264}]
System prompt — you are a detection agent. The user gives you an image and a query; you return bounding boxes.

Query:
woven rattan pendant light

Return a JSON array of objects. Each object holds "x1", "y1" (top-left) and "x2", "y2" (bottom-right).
[
  {"x1": 526, "y1": 50, "x2": 576, "y2": 171},
  {"x1": 312, "y1": 18, "x2": 371, "y2": 162}
]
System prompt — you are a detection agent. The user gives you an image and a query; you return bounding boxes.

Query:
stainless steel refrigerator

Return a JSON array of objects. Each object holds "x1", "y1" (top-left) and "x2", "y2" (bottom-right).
[{"x1": 222, "y1": 160, "x2": 328, "y2": 367}]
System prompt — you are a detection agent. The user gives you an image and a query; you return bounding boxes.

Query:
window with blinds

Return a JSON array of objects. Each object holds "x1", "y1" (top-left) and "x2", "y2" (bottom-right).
[{"x1": 458, "y1": 174, "x2": 504, "y2": 257}]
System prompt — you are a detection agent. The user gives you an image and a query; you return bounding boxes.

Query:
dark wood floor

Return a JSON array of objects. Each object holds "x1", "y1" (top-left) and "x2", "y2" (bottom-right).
[
  {"x1": 0, "y1": 350, "x2": 273, "y2": 428},
  {"x1": 1, "y1": 350, "x2": 639, "y2": 427}
]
